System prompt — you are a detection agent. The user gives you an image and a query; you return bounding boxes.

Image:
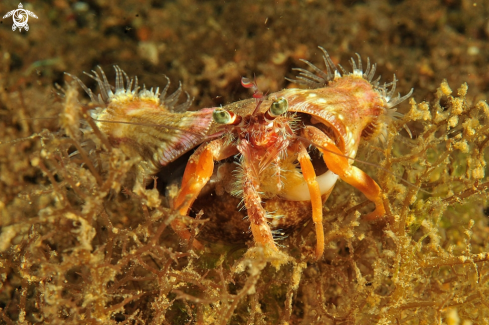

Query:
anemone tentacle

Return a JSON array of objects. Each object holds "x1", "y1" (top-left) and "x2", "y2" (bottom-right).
[
  {"x1": 287, "y1": 47, "x2": 413, "y2": 122},
  {"x1": 66, "y1": 66, "x2": 193, "y2": 113}
]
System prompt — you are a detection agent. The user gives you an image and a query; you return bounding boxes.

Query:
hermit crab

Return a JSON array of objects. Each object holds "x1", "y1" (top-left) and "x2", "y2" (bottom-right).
[{"x1": 174, "y1": 48, "x2": 412, "y2": 259}]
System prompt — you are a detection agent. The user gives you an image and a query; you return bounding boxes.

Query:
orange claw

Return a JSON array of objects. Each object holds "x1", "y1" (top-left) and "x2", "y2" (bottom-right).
[
  {"x1": 303, "y1": 126, "x2": 385, "y2": 221},
  {"x1": 175, "y1": 145, "x2": 217, "y2": 215},
  {"x1": 172, "y1": 139, "x2": 226, "y2": 250},
  {"x1": 296, "y1": 143, "x2": 324, "y2": 260}
]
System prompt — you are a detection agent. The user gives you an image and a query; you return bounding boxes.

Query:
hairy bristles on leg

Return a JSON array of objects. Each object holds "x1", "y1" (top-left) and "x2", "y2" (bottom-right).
[{"x1": 271, "y1": 229, "x2": 288, "y2": 244}]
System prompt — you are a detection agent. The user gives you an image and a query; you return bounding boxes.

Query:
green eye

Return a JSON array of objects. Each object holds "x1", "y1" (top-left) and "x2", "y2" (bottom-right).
[
  {"x1": 270, "y1": 97, "x2": 288, "y2": 117},
  {"x1": 213, "y1": 108, "x2": 232, "y2": 124}
]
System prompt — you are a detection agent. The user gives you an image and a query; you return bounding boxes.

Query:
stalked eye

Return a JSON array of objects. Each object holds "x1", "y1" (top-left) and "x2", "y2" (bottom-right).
[
  {"x1": 213, "y1": 108, "x2": 242, "y2": 125},
  {"x1": 213, "y1": 108, "x2": 232, "y2": 124},
  {"x1": 269, "y1": 97, "x2": 288, "y2": 117}
]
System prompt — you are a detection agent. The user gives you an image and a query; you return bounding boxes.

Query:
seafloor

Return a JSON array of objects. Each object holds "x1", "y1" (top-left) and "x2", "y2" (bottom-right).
[{"x1": 1, "y1": 0, "x2": 489, "y2": 324}]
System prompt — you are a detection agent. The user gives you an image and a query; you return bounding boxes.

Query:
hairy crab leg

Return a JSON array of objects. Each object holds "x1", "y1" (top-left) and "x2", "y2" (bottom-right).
[
  {"x1": 239, "y1": 139, "x2": 278, "y2": 251},
  {"x1": 302, "y1": 126, "x2": 385, "y2": 220},
  {"x1": 243, "y1": 178, "x2": 278, "y2": 251},
  {"x1": 296, "y1": 142, "x2": 324, "y2": 259}
]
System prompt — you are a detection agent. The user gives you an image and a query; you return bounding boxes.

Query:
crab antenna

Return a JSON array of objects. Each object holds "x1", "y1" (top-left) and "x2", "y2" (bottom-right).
[{"x1": 241, "y1": 76, "x2": 265, "y2": 115}]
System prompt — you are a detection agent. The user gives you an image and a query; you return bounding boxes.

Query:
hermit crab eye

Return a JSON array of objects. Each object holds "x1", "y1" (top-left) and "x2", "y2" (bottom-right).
[
  {"x1": 269, "y1": 97, "x2": 288, "y2": 117},
  {"x1": 213, "y1": 108, "x2": 231, "y2": 124},
  {"x1": 214, "y1": 108, "x2": 238, "y2": 125}
]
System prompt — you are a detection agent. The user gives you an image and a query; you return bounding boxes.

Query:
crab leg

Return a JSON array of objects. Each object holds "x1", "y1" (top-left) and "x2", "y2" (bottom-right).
[
  {"x1": 173, "y1": 138, "x2": 230, "y2": 250},
  {"x1": 302, "y1": 126, "x2": 385, "y2": 220},
  {"x1": 239, "y1": 139, "x2": 278, "y2": 251},
  {"x1": 296, "y1": 142, "x2": 324, "y2": 259},
  {"x1": 243, "y1": 178, "x2": 278, "y2": 251}
]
